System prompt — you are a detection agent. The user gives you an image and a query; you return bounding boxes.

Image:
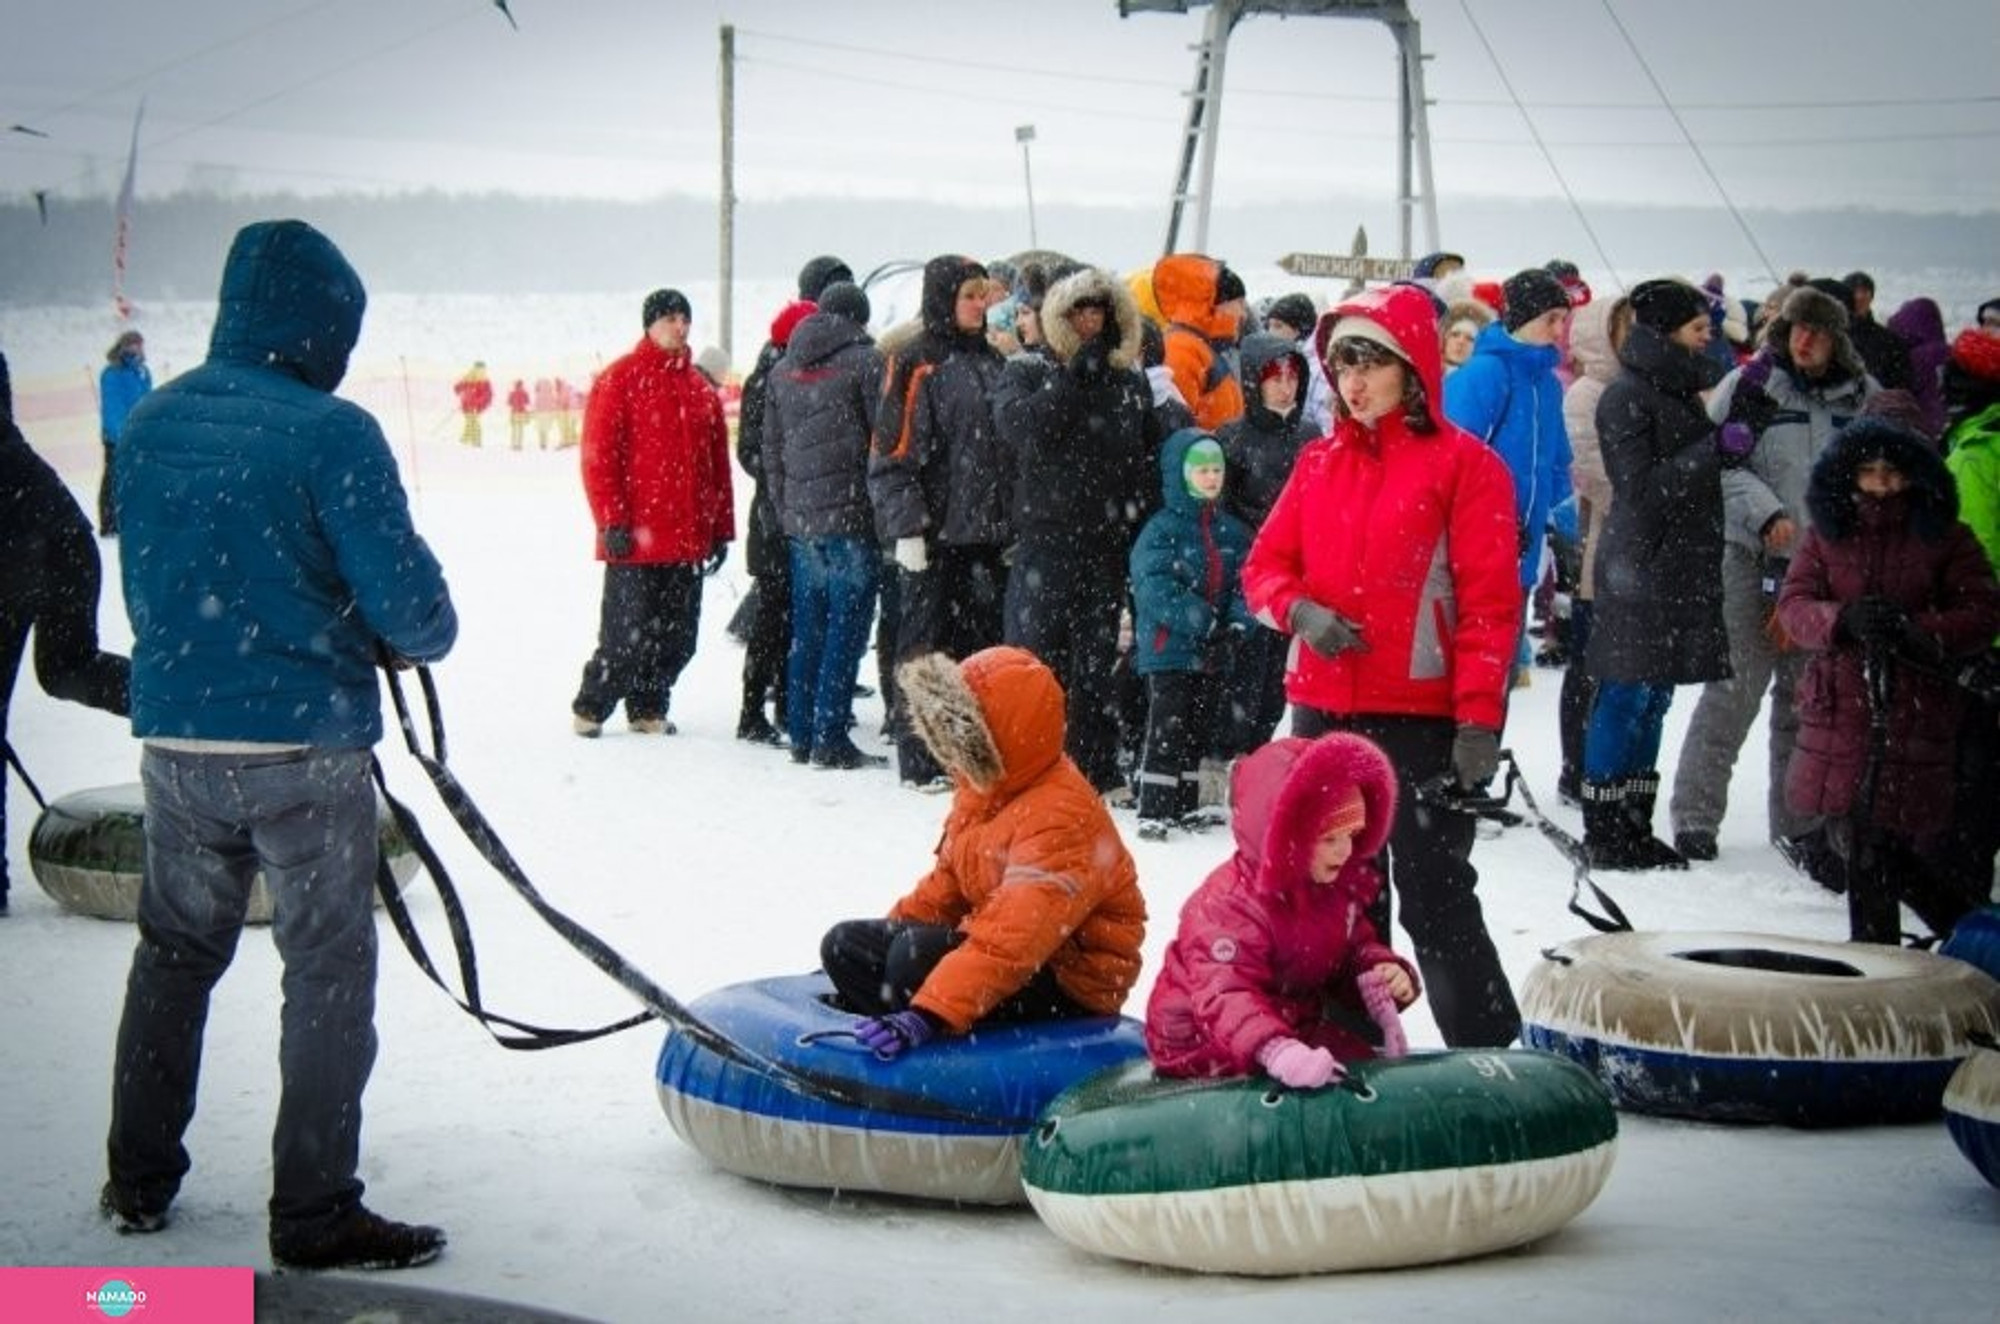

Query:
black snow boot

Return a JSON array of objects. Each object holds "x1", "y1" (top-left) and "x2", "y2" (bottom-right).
[
  {"x1": 1582, "y1": 780, "x2": 1646, "y2": 871},
  {"x1": 1620, "y1": 773, "x2": 1688, "y2": 871}
]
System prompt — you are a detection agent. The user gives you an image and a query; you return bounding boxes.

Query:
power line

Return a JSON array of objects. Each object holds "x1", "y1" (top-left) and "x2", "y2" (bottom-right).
[{"x1": 1597, "y1": 0, "x2": 1779, "y2": 284}]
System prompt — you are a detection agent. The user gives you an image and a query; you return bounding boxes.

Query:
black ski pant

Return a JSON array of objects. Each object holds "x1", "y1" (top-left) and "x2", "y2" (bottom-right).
[
  {"x1": 819, "y1": 919, "x2": 1088, "y2": 1023},
  {"x1": 571, "y1": 562, "x2": 702, "y2": 724}
]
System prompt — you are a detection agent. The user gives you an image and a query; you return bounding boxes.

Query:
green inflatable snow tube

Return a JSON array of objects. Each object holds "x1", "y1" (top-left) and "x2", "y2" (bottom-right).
[
  {"x1": 28, "y1": 782, "x2": 419, "y2": 923},
  {"x1": 1021, "y1": 1048, "x2": 1618, "y2": 1275}
]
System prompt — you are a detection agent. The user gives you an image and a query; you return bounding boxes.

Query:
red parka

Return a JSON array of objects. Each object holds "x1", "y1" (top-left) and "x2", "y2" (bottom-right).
[
  {"x1": 580, "y1": 336, "x2": 733, "y2": 564},
  {"x1": 1146, "y1": 734, "x2": 1416, "y2": 1076},
  {"x1": 1241, "y1": 284, "x2": 1523, "y2": 730}
]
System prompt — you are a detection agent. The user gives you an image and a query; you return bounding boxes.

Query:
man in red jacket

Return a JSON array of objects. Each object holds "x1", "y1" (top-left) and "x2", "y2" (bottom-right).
[{"x1": 571, "y1": 289, "x2": 734, "y2": 736}]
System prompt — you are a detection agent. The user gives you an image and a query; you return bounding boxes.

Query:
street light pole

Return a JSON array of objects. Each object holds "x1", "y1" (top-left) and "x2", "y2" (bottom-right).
[{"x1": 1015, "y1": 123, "x2": 1038, "y2": 248}]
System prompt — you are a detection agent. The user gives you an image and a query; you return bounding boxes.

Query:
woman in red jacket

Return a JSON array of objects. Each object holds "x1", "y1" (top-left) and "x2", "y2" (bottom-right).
[{"x1": 1241, "y1": 282, "x2": 1524, "y2": 1048}]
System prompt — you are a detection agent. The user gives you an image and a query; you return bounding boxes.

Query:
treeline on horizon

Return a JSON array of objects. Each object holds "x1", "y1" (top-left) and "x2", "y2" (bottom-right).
[{"x1": 2, "y1": 189, "x2": 1994, "y2": 303}]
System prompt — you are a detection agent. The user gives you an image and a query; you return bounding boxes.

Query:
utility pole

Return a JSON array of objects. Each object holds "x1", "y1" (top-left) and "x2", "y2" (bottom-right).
[
  {"x1": 1015, "y1": 124, "x2": 1038, "y2": 248},
  {"x1": 718, "y1": 24, "x2": 736, "y2": 361}
]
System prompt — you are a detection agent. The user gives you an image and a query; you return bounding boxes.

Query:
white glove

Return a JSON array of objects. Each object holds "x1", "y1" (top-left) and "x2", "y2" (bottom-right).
[{"x1": 895, "y1": 536, "x2": 929, "y2": 574}]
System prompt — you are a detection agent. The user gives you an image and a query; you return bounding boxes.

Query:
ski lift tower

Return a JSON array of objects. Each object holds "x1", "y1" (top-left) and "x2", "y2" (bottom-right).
[{"x1": 1118, "y1": 0, "x2": 1439, "y2": 259}]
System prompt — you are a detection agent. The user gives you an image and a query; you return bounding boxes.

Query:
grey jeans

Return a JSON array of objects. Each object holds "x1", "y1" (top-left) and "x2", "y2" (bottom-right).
[
  {"x1": 1669, "y1": 542, "x2": 1816, "y2": 842},
  {"x1": 106, "y1": 745, "x2": 380, "y2": 1231}
]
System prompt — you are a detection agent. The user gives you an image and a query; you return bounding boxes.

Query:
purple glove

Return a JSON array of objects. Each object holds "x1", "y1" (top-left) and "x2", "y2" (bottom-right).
[
  {"x1": 1737, "y1": 354, "x2": 1773, "y2": 393},
  {"x1": 1717, "y1": 422, "x2": 1756, "y2": 461},
  {"x1": 1255, "y1": 1036, "x2": 1343, "y2": 1089},
  {"x1": 854, "y1": 1009, "x2": 937, "y2": 1059}
]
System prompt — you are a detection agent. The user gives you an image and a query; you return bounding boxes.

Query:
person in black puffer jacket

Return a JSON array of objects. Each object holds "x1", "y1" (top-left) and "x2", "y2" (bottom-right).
[
  {"x1": 0, "y1": 351, "x2": 131, "y2": 911},
  {"x1": 994, "y1": 265, "x2": 1165, "y2": 793},
  {"x1": 1213, "y1": 331, "x2": 1316, "y2": 757}
]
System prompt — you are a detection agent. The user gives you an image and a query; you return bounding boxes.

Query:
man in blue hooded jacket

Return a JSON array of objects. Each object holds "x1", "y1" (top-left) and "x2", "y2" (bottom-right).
[{"x1": 101, "y1": 219, "x2": 457, "y2": 1273}]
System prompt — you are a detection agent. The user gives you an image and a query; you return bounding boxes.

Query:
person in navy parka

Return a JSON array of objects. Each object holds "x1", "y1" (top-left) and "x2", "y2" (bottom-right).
[{"x1": 102, "y1": 220, "x2": 458, "y2": 1273}]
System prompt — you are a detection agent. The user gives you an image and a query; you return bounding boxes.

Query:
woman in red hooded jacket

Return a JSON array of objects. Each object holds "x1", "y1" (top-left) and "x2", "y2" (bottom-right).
[
  {"x1": 1146, "y1": 732, "x2": 1418, "y2": 1087},
  {"x1": 1241, "y1": 282, "x2": 1524, "y2": 1048}
]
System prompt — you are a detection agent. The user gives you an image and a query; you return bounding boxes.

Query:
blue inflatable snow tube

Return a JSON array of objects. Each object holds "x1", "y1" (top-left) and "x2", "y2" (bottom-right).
[
  {"x1": 654, "y1": 972, "x2": 1147, "y2": 1203},
  {"x1": 1941, "y1": 905, "x2": 2000, "y2": 986},
  {"x1": 1944, "y1": 1043, "x2": 2000, "y2": 1188},
  {"x1": 1520, "y1": 931, "x2": 2000, "y2": 1127}
]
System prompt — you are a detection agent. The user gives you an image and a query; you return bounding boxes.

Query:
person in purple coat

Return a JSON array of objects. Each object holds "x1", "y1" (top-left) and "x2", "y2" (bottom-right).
[
  {"x1": 1145, "y1": 732, "x2": 1419, "y2": 1089},
  {"x1": 1775, "y1": 416, "x2": 2000, "y2": 943}
]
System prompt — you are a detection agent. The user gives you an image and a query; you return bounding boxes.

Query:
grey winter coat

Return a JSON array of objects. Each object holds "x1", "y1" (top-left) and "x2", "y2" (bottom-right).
[
  {"x1": 1584, "y1": 322, "x2": 1731, "y2": 686},
  {"x1": 764, "y1": 311, "x2": 884, "y2": 541},
  {"x1": 1712, "y1": 354, "x2": 1875, "y2": 555}
]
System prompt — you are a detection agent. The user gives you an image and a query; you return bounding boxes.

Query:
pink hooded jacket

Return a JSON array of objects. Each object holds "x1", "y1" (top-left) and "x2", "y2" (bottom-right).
[{"x1": 1144, "y1": 733, "x2": 1417, "y2": 1077}]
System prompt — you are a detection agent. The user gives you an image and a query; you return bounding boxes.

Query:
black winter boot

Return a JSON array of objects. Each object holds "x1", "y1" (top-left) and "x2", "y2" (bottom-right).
[
  {"x1": 1582, "y1": 780, "x2": 1645, "y2": 870},
  {"x1": 1621, "y1": 773, "x2": 1689, "y2": 871}
]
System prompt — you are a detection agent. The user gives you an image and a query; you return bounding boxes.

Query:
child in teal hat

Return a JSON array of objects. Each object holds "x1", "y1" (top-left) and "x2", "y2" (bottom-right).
[{"x1": 1128, "y1": 429, "x2": 1256, "y2": 838}]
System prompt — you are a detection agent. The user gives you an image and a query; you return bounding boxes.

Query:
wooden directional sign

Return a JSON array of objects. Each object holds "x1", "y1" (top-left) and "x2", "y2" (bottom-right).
[{"x1": 1277, "y1": 252, "x2": 1415, "y2": 282}]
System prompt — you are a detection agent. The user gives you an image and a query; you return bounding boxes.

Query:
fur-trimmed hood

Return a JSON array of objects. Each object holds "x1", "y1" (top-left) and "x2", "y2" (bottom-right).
[
  {"x1": 1040, "y1": 266, "x2": 1143, "y2": 370},
  {"x1": 1805, "y1": 416, "x2": 1958, "y2": 543},
  {"x1": 898, "y1": 646, "x2": 1065, "y2": 797},
  {"x1": 1228, "y1": 734, "x2": 1397, "y2": 903}
]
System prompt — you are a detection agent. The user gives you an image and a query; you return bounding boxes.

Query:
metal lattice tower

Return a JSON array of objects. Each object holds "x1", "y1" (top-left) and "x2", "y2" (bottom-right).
[{"x1": 1118, "y1": 0, "x2": 1439, "y2": 258}]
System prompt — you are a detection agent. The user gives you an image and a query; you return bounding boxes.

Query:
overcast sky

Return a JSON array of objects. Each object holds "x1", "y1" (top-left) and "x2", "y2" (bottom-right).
[{"x1": 3, "y1": 0, "x2": 1995, "y2": 216}]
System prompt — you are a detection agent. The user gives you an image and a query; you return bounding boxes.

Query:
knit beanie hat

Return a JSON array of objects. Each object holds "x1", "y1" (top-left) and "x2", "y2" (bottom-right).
[
  {"x1": 1320, "y1": 782, "x2": 1367, "y2": 840},
  {"x1": 796, "y1": 255, "x2": 853, "y2": 302},
  {"x1": 1265, "y1": 292, "x2": 1317, "y2": 338},
  {"x1": 642, "y1": 288, "x2": 691, "y2": 327},
  {"x1": 1214, "y1": 264, "x2": 1246, "y2": 305},
  {"x1": 769, "y1": 299, "x2": 816, "y2": 347},
  {"x1": 1502, "y1": 268, "x2": 1570, "y2": 332},
  {"x1": 816, "y1": 280, "x2": 872, "y2": 328},
  {"x1": 1183, "y1": 436, "x2": 1225, "y2": 496},
  {"x1": 1630, "y1": 278, "x2": 1711, "y2": 336}
]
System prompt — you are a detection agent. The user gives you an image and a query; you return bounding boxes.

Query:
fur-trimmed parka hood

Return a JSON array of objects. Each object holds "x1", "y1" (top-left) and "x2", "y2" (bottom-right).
[
  {"x1": 1229, "y1": 734, "x2": 1397, "y2": 902},
  {"x1": 898, "y1": 646, "x2": 1065, "y2": 797},
  {"x1": 1040, "y1": 266, "x2": 1143, "y2": 370},
  {"x1": 1805, "y1": 416, "x2": 1958, "y2": 543}
]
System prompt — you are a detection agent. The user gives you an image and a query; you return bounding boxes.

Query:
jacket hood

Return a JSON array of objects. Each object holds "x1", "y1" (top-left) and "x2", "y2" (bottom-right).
[
  {"x1": 1040, "y1": 266, "x2": 1143, "y2": 370},
  {"x1": 207, "y1": 219, "x2": 365, "y2": 392},
  {"x1": 1152, "y1": 253, "x2": 1239, "y2": 341},
  {"x1": 1566, "y1": 294, "x2": 1626, "y2": 383},
  {"x1": 1235, "y1": 331, "x2": 1308, "y2": 426},
  {"x1": 919, "y1": 254, "x2": 989, "y2": 343},
  {"x1": 785, "y1": 309, "x2": 872, "y2": 367},
  {"x1": 1228, "y1": 733, "x2": 1397, "y2": 900},
  {"x1": 899, "y1": 646, "x2": 1065, "y2": 797},
  {"x1": 1156, "y1": 426, "x2": 1220, "y2": 516},
  {"x1": 1805, "y1": 416, "x2": 1958, "y2": 543},
  {"x1": 1885, "y1": 297, "x2": 1945, "y2": 350},
  {"x1": 1315, "y1": 283, "x2": 1448, "y2": 426}
]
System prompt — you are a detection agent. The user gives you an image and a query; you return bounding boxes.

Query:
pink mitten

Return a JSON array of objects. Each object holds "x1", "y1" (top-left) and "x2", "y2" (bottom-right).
[
  {"x1": 1358, "y1": 968, "x2": 1409, "y2": 1059},
  {"x1": 1255, "y1": 1036, "x2": 1342, "y2": 1089}
]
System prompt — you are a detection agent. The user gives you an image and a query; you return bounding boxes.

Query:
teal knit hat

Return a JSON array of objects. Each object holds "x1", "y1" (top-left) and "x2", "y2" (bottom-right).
[{"x1": 1183, "y1": 436, "x2": 1225, "y2": 497}]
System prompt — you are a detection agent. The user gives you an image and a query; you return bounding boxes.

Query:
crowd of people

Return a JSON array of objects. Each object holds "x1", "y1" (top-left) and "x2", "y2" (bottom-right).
[{"x1": 5, "y1": 219, "x2": 1998, "y2": 1275}]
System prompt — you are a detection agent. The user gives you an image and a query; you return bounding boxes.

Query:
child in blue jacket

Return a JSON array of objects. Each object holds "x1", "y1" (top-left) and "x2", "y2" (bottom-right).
[{"x1": 1129, "y1": 429, "x2": 1255, "y2": 837}]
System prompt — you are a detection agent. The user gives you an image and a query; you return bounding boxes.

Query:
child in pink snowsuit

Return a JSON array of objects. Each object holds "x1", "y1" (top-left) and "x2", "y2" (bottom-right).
[{"x1": 1145, "y1": 732, "x2": 1418, "y2": 1088}]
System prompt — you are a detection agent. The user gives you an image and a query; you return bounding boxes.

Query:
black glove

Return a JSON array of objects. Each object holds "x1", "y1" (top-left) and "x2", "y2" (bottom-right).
[
  {"x1": 1070, "y1": 329, "x2": 1117, "y2": 381},
  {"x1": 1289, "y1": 600, "x2": 1367, "y2": 658},
  {"x1": 701, "y1": 544, "x2": 729, "y2": 577},
  {"x1": 1451, "y1": 723, "x2": 1500, "y2": 791},
  {"x1": 601, "y1": 525, "x2": 635, "y2": 560},
  {"x1": 1836, "y1": 596, "x2": 1909, "y2": 648}
]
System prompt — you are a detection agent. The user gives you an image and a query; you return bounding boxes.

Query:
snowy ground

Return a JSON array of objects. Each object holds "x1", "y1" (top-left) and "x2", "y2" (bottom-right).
[{"x1": 2, "y1": 296, "x2": 1994, "y2": 1322}]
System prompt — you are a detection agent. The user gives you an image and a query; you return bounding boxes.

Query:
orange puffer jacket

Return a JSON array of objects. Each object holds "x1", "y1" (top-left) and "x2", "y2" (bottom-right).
[
  {"x1": 891, "y1": 647, "x2": 1148, "y2": 1032},
  {"x1": 1153, "y1": 253, "x2": 1245, "y2": 432}
]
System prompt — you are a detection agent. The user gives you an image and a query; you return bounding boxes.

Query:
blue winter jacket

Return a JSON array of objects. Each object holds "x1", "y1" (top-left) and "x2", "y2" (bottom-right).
[
  {"x1": 1444, "y1": 322, "x2": 1571, "y2": 588},
  {"x1": 117, "y1": 219, "x2": 456, "y2": 746},
  {"x1": 1129, "y1": 428, "x2": 1254, "y2": 676},
  {"x1": 99, "y1": 359, "x2": 151, "y2": 444}
]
